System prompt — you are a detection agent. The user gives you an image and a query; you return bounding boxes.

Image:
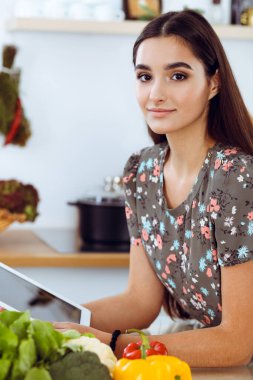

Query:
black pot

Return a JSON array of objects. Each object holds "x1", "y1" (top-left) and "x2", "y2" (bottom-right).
[{"x1": 68, "y1": 197, "x2": 130, "y2": 247}]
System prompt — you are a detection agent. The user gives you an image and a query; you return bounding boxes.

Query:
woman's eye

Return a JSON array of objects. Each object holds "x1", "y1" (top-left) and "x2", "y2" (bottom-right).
[
  {"x1": 137, "y1": 73, "x2": 152, "y2": 82},
  {"x1": 171, "y1": 73, "x2": 187, "y2": 81}
]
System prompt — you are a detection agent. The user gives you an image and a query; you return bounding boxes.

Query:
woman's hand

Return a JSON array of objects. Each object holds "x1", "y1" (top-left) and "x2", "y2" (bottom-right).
[{"x1": 52, "y1": 322, "x2": 111, "y2": 346}]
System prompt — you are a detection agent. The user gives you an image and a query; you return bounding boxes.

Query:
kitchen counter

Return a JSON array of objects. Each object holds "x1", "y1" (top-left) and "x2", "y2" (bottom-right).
[
  {"x1": 191, "y1": 366, "x2": 253, "y2": 379},
  {"x1": 0, "y1": 230, "x2": 129, "y2": 267}
]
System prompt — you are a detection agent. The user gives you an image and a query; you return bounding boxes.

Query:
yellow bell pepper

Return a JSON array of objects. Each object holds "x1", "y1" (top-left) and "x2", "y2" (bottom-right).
[{"x1": 113, "y1": 355, "x2": 192, "y2": 380}]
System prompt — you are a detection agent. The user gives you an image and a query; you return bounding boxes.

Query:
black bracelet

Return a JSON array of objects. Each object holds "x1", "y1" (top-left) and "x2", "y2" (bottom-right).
[{"x1": 110, "y1": 329, "x2": 121, "y2": 352}]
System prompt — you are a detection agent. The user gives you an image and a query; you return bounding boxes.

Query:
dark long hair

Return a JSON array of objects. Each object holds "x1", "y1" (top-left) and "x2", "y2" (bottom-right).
[
  {"x1": 133, "y1": 10, "x2": 253, "y2": 320},
  {"x1": 133, "y1": 10, "x2": 253, "y2": 153}
]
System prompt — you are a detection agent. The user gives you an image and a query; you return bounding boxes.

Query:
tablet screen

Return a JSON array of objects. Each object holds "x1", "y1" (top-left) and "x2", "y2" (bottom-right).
[{"x1": 0, "y1": 266, "x2": 82, "y2": 323}]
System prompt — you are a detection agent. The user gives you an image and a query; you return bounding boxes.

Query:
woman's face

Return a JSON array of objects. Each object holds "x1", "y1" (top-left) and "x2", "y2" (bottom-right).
[{"x1": 135, "y1": 36, "x2": 218, "y2": 137}]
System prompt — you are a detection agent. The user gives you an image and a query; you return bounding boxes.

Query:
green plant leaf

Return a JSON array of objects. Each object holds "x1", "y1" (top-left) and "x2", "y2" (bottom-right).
[
  {"x1": 32, "y1": 320, "x2": 64, "y2": 362},
  {"x1": 10, "y1": 311, "x2": 31, "y2": 341},
  {"x1": 61, "y1": 330, "x2": 81, "y2": 340},
  {"x1": 24, "y1": 368, "x2": 52, "y2": 380},
  {"x1": 0, "y1": 321, "x2": 18, "y2": 354},
  {"x1": 0, "y1": 356, "x2": 12, "y2": 380},
  {"x1": 11, "y1": 338, "x2": 36, "y2": 380},
  {"x1": 0, "y1": 310, "x2": 26, "y2": 327}
]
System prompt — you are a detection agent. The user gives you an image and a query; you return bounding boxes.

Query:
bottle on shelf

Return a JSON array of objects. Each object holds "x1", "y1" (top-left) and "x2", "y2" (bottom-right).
[{"x1": 209, "y1": 0, "x2": 226, "y2": 24}]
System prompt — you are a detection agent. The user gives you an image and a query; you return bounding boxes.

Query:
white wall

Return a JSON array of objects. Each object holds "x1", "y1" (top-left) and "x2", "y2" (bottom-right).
[{"x1": 0, "y1": 1, "x2": 253, "y2": 229}]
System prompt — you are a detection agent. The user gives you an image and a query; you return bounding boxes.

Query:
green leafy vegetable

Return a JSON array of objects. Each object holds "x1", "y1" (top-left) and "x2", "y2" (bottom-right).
[
  {"x1": 32, "y1": 320, "x2": 64, "y2": 362},
  {"x1": 49, "y1": 351, "x2": 111, "y2": 380},
  {"x1": 0, "y1": 321, "x2": 18, "y2": 353},
  {"x1": 0, "y1": 310, "x2": 116, "y2": 380},
  {"x1": 0, "y1": 356, "x2": 12, "y2": 380},
  {"x1": 24, "y1": 368, "x2": 52, "y2": 380}
]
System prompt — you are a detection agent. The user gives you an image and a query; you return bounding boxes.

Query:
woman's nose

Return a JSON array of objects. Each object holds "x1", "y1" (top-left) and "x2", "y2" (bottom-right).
[{"x1": 149, "y1": 80, "x2": 167, "y2": 102}]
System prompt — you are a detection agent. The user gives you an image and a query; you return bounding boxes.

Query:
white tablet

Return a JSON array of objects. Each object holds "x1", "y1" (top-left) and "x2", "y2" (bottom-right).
[{"x1": 0, "y1": 262, "x2": 91, "y2": 325}]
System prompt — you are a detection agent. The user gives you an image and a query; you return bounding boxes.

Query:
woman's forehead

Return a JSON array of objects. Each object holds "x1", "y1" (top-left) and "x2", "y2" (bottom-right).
[{"x1": 135, "y1": 36, "x2": 201, "y2": 68}]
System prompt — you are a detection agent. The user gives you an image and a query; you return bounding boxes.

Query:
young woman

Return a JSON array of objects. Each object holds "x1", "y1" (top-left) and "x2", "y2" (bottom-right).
[{"x1": 54, "y1": 10, "x2": 253, "y2": 367}]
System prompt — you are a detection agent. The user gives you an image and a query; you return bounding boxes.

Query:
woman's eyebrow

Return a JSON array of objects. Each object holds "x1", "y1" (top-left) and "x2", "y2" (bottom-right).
[
  {"x1": 165, "y1": 62, "x2": 193, "y2": 70},
  {"x1": 135, "y1": 62, "x2": 193, "y2": 71}
]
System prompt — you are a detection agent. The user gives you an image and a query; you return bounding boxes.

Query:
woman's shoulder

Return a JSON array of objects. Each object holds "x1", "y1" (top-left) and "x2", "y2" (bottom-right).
[
  {"x1": 123, "y1": 142, "x2": 167, "y2": 177},
  {"x1": 211, "y1": 143, "x2": 253, "y2": 188}
]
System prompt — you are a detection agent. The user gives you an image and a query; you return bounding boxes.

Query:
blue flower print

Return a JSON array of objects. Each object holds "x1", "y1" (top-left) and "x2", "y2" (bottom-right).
[
  {"x1": 237, "y1": 246, "x2": 249, "y2": 259},
  {"x1": 199, "y1": 203, "x2": 206, "y2": 214},
  {"x1": 207, "y1": 309, "x2": 215, "y2": 318},
  {"x1": 166, "y1": 211, "x2": 175, "y2": 225},
  {"x1": 248, "y1": 221, "x2": 253, "y2": 236},
  {"x1": 200, "y1": 287, "x2": 209, "y2": 296},
  {"x1": 167, "y1": 278, "x2": 176, "y2": 289},
  {"x1": 185, "y1": 230, "x2": 192, "y2": 239},
  {"x1": 156, "y1": 260, "x2": 162, "y2": 271},
  {"x1": 146, "y1": 158, "x2": 153, "y2": 169},
  {"x1": 173, "y1": 240, "x2": 180, "y2": 250},
  {"x1": 206, "y1": 249, "x2": 212, "y2": 261},
  {"x1": 210, "y1": 170, "x2": 214, "y2": 178},
  {"x1": 216, "y1": 151, "x2": 225, "y2": 160},
  {"x1": 159, "y1": 221, "x2": 166, "y2": 235},
  {"x1": 138, "y1": 161, "x2": 146, "y2": 173},
  {"x1": 141, "y1": 217, "x2": 152, "y2": 234},
  {"x1": 199, "y1": 257, "x2": 207, "y2": 272}
]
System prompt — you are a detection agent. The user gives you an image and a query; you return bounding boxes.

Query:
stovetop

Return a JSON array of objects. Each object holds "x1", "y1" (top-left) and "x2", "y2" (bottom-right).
[{"x1": 34, "y1": 228, "x2": 130, "y2": 253}]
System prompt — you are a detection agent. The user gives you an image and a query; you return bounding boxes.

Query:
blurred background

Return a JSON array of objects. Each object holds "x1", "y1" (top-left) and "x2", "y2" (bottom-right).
[{"x1": 0, "y1": 0, "x2": 252, "y2": 230}]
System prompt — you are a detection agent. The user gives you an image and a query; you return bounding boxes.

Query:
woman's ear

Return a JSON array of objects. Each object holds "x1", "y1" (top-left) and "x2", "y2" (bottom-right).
[{"x1": 208, "y1": 69, "x2": 220, "y2": 100}]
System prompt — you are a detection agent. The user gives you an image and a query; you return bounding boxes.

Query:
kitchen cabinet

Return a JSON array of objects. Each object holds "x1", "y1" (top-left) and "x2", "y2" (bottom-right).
[{"x1": 6, "y1": 18, "x2": 253, "y2": 40}]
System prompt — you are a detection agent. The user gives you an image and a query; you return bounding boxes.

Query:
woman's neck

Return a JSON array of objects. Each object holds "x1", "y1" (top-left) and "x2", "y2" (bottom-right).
[{"x1": 165, "y1": 130, "x2": 216, "y2": 178}]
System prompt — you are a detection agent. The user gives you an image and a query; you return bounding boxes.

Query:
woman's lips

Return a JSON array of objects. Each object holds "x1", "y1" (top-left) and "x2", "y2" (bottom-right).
[{"x1": 147, "y1": 108, "x2": 176, "y2": 117}]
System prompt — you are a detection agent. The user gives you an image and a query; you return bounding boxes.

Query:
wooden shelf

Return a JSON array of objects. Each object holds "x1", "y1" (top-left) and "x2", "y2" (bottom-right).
[{"x1": 6, "y1": 18, "x2": 253, "y2": 40}]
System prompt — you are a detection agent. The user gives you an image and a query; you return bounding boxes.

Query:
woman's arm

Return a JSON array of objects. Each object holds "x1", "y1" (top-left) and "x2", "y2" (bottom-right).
[
  {"x1": 58, "y1": 258, "x2": 253, "y2": 366},
  {"x1": 55, "y1": 248, "x2": 253, "y2": 366},
  {"x1": 83, "y1": 244, "x2": 165, "y2": 333},
  {"x1": 112, "y1": 259, "x2": 253, "y2": 367}
]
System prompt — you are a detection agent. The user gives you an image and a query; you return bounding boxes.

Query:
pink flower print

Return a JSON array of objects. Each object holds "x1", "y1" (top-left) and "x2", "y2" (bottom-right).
[
  {"x1": 156, "y1": 234, "x2": 163, "y2": 250},
  {"x1": 195, "y1": 293, "x2": 203, "y2": 303},
  {"x1": 224, "y1": 148, "x2": 237, "y2": 155},
  {"x1": 247, "y1": 211, "x2": 253, "y2": 221},
  {"x1": 177, "y1": 215, "x2": 184, "y2": 225},
  {"x1": 207, "y1": 198, "x2": 220, "y2": 212},
  {"x1": 202, "y1": 315, "x2": 211, "y2": 325},
  {"x1": 222, "y1": 161, "x2": 233, "y2": 171},
  {"x1": 166, "y1": 254, "x2": 177, "y2": 264},
  {"x1": 123, "y1": 173, "x2": 134, "y2": 183},
  {"x1": 217, "y1": 303, "x2": 222, "y2": 312},
  {"x1": 240, "y1": 166, "x2": 246, "y2": 173},
  {"x1": 212, "y1": 249, "x2": 218, "y2": 262},
  {"x1": 142, "y1": 229, "x2": 149, "y2": 241},
  {"x1": 192, "y1": 200, "x2": 197, "y2": 208},
  {"x1": 206, "y1": 267, "x2": 212, "y2": 277},
  {"x1": 161, "y1": 272, "x2": 167, "y2": 280},
  {"x1": 183, "y1": 286, "x2": 187, "y2": 295},
  {"x1": 183, "y1": 242, "x2": 188, "y2": 254},
  {"x1": 214, "y1": 159, "x2": 221, "y2": 170},
  {"x1": 140, "y1": 173, "x2": 146, "y2": 182},
  {"x1": 190, "y1": 285, "x2": 195, "y2": 290},
  {"x1": 201, "y1": 226, "x2": 211, "y2": 239},
  {"x1": 133, "y1": 238, "x2": 142, "y2": 247},
  {"x1": 125, "y1": 206, "x2": 133, "y2": 219},
  {"x1": 165, "y1": 265, "x2": 170, "y2": 274},
  {"x1": 153, "y1": 165, "x2": 160, "y2": 177}
]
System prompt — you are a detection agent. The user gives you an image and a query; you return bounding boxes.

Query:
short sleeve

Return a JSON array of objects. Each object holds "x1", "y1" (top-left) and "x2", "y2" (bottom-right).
[
  {"x1": 213, "y1": 153, "x2": 253, "y2": 267},
  {"x1": 123, "y1": 151, "x2": 142, "y2": 246}
]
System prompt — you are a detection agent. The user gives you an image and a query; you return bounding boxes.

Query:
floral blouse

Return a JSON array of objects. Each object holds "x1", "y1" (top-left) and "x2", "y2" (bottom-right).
[{"x1": 123, "y1": 142, "x2": 253, "y2": 327}]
